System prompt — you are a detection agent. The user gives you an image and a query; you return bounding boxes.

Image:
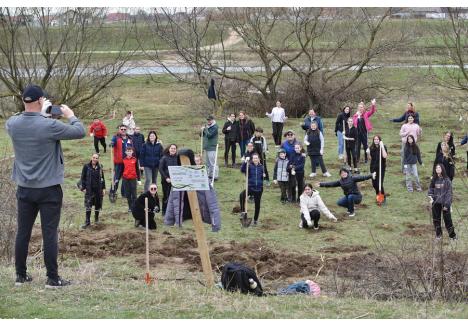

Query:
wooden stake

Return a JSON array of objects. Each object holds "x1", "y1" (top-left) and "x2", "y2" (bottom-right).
[{"x1": 179, "y1": 155, "x2": 214, "y2": 287}]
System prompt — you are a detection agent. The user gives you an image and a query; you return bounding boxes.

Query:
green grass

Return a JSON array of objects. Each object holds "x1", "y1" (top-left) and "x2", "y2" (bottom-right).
[{"x1": 0, "y1": 75, "x2": 467, "y2": 318}]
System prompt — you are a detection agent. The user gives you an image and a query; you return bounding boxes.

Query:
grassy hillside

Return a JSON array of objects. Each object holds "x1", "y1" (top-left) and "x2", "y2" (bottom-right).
[{"x1": 0, "y1": 74, "x2": 466, "y2": 318}]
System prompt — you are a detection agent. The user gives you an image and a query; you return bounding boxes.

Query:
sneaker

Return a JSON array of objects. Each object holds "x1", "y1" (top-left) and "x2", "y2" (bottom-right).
[
  {"x1": 80, "y1": 223, "x2": 90, "y2": 230},
  {"x1": 323, "y1": 172, "x2": 331, "y2": 177},
  {"x1": 298, "y1": 222, "x2": 303, "y2": 228},
  {"x1": 435, "y1": 236, "x2": 442, "y2": 242},
  {"x1": 313, "y1": 226, "x2": 319, "y2": 230},
  {"x1": 338, "y1": 154, "x2": 343, "y2": 160},
  {"x1": 348, "y1": 212, "x2": 355, "y2": 217},
  {"x1": 253, "y1": 221, "x2": 258, "y2": 226},
  {"x1": 309, "y1": 173, "x2": 317, "y2": 178},
  {"x1": 15, "y1": 273, "x2": 33, "y2": 286},
  {"x1": 45, "y1": 277, "x2": 71, "y2": 289},
  {"x1": 449, "y1": 235, "x2": 457, "y2": 241},
  {"x1": 408, "y1": 189, "x2": 413, "y2": 193},
  {"x1": 94, "y1": 219, "x2": 100, "y2": 225}
]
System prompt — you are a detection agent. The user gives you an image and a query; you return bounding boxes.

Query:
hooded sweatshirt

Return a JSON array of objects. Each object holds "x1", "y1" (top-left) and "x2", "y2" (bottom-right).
[
  {"x1": 400, "y1": 123, "x2": 422, "y2": 143},
  {"x1": 428, "y1": 176, "x2": 452, "y2": 207},
  {"x1": 300, "y1": 190, "x2": 336, "y2": 224}
]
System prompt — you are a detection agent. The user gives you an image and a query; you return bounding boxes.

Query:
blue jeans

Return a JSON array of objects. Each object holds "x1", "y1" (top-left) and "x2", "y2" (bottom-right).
[
  {"x1": 337, "y1": 194, "x2": 362, "y2": 213},
  {"x1": 239, "y1": 139, "x2": 249, "y2": 158},
  {"x1": 337, "y1": 131, "x2": 344, "y2": 156}
]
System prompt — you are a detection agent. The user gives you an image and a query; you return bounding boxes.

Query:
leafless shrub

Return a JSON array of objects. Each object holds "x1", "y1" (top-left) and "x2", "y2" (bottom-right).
[{"x1": 0, "y1": 154, "x2": 17, "y2": 263}]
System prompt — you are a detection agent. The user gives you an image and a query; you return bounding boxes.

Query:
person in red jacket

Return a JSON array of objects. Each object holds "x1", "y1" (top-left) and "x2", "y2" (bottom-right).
[
  {"x1": 89, "y1": 118, "x2": 108, "y2": 154},
  {"x1": 122, "y1": 146, "x2": 141, "y2": 212},
  {"x1": 110, "y1": 125, "x2": 133, "y2": 197}
]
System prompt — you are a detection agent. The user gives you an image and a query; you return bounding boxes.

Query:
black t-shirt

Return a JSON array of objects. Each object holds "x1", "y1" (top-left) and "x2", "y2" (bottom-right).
[{"x1": 357, "y1": 117, "x2": 366, "y2": 134}]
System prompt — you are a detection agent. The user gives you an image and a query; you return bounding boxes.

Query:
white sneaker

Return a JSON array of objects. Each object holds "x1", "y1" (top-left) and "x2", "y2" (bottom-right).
[
  {"x1": 309, "y1": 173, "x2": 317, "y2": 178},
  {"x1": 338, "y1": 154, "x2": 343, "y2": 160},
  {"x1": 323, "y1": 172, "x2": 331, "y2": 177},
  {"x1": 298, "y1": 222, "x2": 303, "y2": 228},
  {"x1": 348, "y1": 212, "x2": 355, "y2": 217},
  {"x1": 313, "y1": 226, "x2": 319, "y2": 230}
]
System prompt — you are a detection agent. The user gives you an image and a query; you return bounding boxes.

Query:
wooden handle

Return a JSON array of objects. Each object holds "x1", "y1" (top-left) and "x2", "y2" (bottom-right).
[
  {"x1": 145, "y1": 197, "x2": 150, "y2": 275},
  {"x1": 180, "y1": 155, "x2": 214, "y2": 287}
]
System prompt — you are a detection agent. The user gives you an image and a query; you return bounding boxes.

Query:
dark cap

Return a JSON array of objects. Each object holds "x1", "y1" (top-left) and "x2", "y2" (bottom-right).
[
  {"x1": 22, "y1": 84, "x2": 44, "y2": 103},
  {"x1": 283, "y1": 130, "x2": 295, "y2": 137},
  {"x1": 278, "y1": 148, "x2": 286, "y2": 154},
  {"x1": 206, "y1": 114, "x2": 214, "y2": 120}
]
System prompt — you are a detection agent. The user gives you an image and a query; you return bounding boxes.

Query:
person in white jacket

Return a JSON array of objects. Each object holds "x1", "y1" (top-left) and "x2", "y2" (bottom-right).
[
  {"x1": 122, "y1": 111, "x2": 136, "y2": 135},
  {"x1": 266, "y1": 100, "x2": 288, "y2": 147},
  {"x1": 299, "y1": 183, "x2": 337, "y2": 230}
]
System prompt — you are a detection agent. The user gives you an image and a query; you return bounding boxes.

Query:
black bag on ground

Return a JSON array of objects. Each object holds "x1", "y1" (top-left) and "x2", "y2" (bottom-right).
[{"x1": 221, "y1": 262, "x2": 263, "y2": 296}]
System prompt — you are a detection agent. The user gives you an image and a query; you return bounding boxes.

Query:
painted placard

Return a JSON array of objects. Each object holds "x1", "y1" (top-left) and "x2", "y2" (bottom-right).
[{"x1": 168, "y1": 165, "x2": 210, "y2": 191}]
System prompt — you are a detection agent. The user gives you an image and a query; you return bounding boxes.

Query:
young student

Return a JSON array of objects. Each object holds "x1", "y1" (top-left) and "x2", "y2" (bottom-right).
[
  {"x1": 304, "y1": 121, "x2": 331, "y2": 178},
  {"x1": 139, "y1": 131, "x2": 164, "y2": 192},
  {"x1": 242, "y1": 142, "x2": 256, "y2": 162},
  {"x1": 266, "y1": 100, "x2": 288, "y2": 146},
  {"x1": 201, "y1": 115, "x2": 219, "y2": 181},
  {"x1": 435, "y1": 131, "x2": 456, "y2": 158},
  {"x1": 334, "y1": 106, "x2": 351, "y2": 160},
  {"x1": 318, "y1": 168, "x2": 376, "y2": 217},
  {"x1": 159, "y1": 144, "x2": 178, "y2": 215},
  {"x1": 250, "y1": 127, "x2": 269, "y2": 184},
  {"x1": 343, "y1": 117, "x2": 359, "y2": 174},
  {"x1": 403, "y1": 135, "x2": 423, "y2": 192},
  {"x1": 237, "y1": 111, "x2": 256, "y2": 158},
  {"x1": 399, "y1": 114, "x2": 422, "y2": 172},
  {"x1": 273, "y1": 148, "x2": 291, "y2": 203},
  {"x1": 122, "y1": 146, "x2": 141, "y2": 212},
  {"x1": 222, "y1": 113, "x2": 239, "y2": 167},
  {"x1": 353, "y1": 99, "x2": 377, "y2": 164},
  {"x1": 79, "y1": 153, "x2": 106, "y2": 229},
  {"x1": 428, "y1": 164, "x2": 457, "y2": 241},
  {"x1": 240, "y1": 153, "x2": 265, "y2": 226},
  {"x1": 390, "y1": 102, "x2": 420, "y2": 125},
  {"x1": 432, "y1": 142, "x2": 455, "y2": 181},
  {"x1": 122, "y1": 111, "x2": 136, "y2": 135},
  {"x1": 132, "y1": 183, "x2": 160, "y2": 230},
  {"x1": 131, "y1": 126, "x2": 145, "y2": 161},
  {"x1": 89, "y1": 118, "x2": 108, "y2": 154},
  {"x1": 289, "y1": 143, "x2": 306, "y2": 202},
  {"x1": 110, "y1": 124, "x2": 133, "y2": 197},
  {"x1": 366, "y1": 135, "x2": 388, "y2": 203},
  {"x1": 299, "y1": 183, "x2": 337, "y2": 230}
]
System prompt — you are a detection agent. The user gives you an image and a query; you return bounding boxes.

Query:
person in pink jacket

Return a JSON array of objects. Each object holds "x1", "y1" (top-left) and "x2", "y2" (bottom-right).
[
  {"x1": 352, "y1": 99, "x2": 376, "y2": 163},
  {"x1": 399, "y1": 114, "x2": 422, "y2": 173}
]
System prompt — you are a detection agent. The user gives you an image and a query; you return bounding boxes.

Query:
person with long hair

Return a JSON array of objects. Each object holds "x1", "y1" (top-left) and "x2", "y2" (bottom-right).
[
  {"x1": 140, "y1": 130, "x2": 164, "y2": 192},
  {"x1": 403, "y1": 135, "x2": 423, "y2": 192},
  {"x1": 434, "y1": 131, "x2": 455, "y2": 166},
  {"x1": 343, "y1": 117, "x2": 359, "y2": 174},
  {"x1": 240, "y1": 153, "x2": 265, "y2": 226},
  {"x1": 159, "y1": 144, "x2": 178, "y2": 215},
  {"x1": 399, "y1": 114, "x2": 422, "y2": 173},
  {"x1": 222, "y1": 113, "x2": 239, "y2": 167},
  {"x1": 266, "y1": 100, "x2": 288, "y2": 146},
  {"x1": 304, "y1": 121, "x2": 331, "y2": 178},
  {"x1": 433, "y1": 141, "x2": 455, "y2": 181},
  {"x1": 79, "y1": 153, "x2": 105, "y2": 229},
  {"x1": 366, "y1": 135, "x2": 388, "y2": 203},
  {"x1": 299, "y1": 183, "x2": 337, "y2": 230},
  {"x1": 237, "y1": 111, "x2": 256, "y2": 158},
  {"x1": 428, "y1": 164, "x2": 457, "y2": 240},
  {"x1": 334, "y1": 105, "x2": 351, "y2": 160},
  {"x1": 352, "y1": 99, "x2": 377, "y2": 164}
]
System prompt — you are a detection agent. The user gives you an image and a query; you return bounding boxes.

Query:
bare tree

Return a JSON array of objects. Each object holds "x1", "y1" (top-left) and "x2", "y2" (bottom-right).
[
  {"x1": 428, "y1": 7, "x2": 468, "y2": 121},
  {"x1": 0, "y1": 7, "x2": 135, "y2": 117}
]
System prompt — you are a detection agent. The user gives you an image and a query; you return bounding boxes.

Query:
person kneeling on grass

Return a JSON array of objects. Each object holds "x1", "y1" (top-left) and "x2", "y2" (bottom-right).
[
  {"x1": 317, "y1": 168, "x2": 376, "y2": 217},
  {"x1": 299, "y1": 184, "x2": 337, "y2": 230},
  {"x1": 132, "y1": 183, "x2": 160, "y2": 230}
]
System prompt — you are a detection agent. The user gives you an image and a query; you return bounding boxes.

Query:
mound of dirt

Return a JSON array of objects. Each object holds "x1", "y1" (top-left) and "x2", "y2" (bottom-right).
[
  {"x1": 402, "y1": 222, "x2": 432, "y2": 237},
  {"x1": 319, "y1": 245, "x2": 368, "y2": 254}
]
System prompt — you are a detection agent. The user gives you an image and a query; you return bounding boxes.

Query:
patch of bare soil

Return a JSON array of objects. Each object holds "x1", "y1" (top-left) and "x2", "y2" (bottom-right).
[
  {"x1": 319, "y1": 245, "x2": 368, "y2": 254},
  {"x1": 402, "y1": 222, "x2": 433, "y2": 237}
]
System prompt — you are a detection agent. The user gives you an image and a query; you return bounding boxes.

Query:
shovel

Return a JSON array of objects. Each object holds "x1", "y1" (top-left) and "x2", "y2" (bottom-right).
[
  {"x1": 109, "y1": 146, "x2": 117, "y2": 203},
  {"x1": 240, "y1": 160, "x2": 252, "y2": 227},
  {"x1": 376, "y1": 142, "x2": 385, "y2": 205}
]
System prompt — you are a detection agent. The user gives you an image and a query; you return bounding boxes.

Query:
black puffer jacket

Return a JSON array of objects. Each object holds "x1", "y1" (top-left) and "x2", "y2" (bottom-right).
[
  {"x1": 159, "y1": 153, "x2": 178, "y2": 181},
  {"x1": 80, "y1": 162, "x2": 105, "y2": 194},
  {"x1": 222, "y1": 119, "x2": 239, "y2": 142},
  {"x1": 335, "y1": 111, "x2": 350, "y2": 134},
  {"x1": 320, "y1": 174, "x2": 372, "y2": 196}
]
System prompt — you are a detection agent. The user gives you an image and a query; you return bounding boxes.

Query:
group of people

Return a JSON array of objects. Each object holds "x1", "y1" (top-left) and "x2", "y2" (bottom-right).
[{"x1": 5, "y1": 83, "x2": 466, "y2": 290}]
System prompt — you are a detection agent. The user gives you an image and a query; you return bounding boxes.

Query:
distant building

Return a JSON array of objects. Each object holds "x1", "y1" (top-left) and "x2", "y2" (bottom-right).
[{"x1": 105, "y1": 12, "x2": 131, "y2": 23}]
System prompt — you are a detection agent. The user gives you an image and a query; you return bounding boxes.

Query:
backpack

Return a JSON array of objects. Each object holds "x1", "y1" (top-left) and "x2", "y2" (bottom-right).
[{"x1": 221, "y1": 262, "x2": 263, "y2": 296}]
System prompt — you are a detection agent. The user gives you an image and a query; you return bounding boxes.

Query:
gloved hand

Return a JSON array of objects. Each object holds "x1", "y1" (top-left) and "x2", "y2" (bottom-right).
[
  {"x1": 245, "y1": 157, "x2": 250, "y2": 162},
  {"x1": 320, "y1": 149, "x2": 323, "y2": 155},
  {"x1": 428, "y1": 196, "x2": 434, "y2": 204},
  {"x1": 306, "y1": 220, "x2": 312, "y2": 227},
  {"x1": 153, "y1": 206, "x2": 160, "y2": 213},
  {"x1": 273, "y1": 180, "x2": 278, "y2": 185},
  {"x1": 371, "y1": 98, "x2": 376, "y2": 105},
  {"x1": 372, "y1": 172, "x2": 377, "y2": 179},
  {"x1": 137, "y1": 180, "x2": 142, "y2": 186},
  {"x1": 90, "y1": 133, "x2": 94, "y2": 137},
  {"x1": 304, "y1": 141, "x2": 310, "y2": 146}
]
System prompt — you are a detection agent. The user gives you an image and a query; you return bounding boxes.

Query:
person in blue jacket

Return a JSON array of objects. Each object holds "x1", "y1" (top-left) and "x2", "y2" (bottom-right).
[
  {"x1": 301, "y1": 108, "x2": 324, "y2": 133},
  {"x1": 240, "y1": 153, "x2": 265, "y2": 226},
  {"x1": 281, "y1": 130, "x2": 300, "y2": 160},
  {"x1": 390, "y1": 102, "x2": 420, "y2": 125},
  {"x1": 139, "y1": 131, "x2": 164, "y2": 192}
]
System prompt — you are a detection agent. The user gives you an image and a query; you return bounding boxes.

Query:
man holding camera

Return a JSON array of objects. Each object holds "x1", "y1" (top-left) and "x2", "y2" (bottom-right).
[{"x1": 5, "y1": 85, "x2": 85, "y2": 288}]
